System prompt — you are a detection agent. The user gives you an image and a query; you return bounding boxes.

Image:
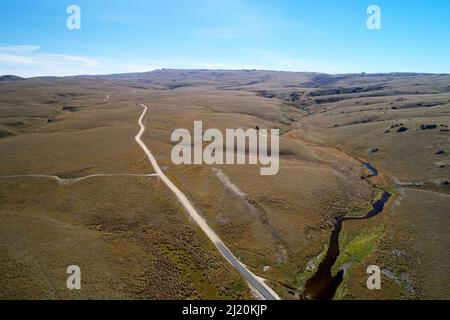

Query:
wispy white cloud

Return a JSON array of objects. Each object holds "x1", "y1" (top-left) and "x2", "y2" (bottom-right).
[
  {"x1": 40, "y1": 54, "x2": 99, "y2": 67},
  {"x1": 0, "y1": 43, "x2": 344, "y2": 77},
  {"x1": 0, "y1": 53, "x2": 37, "y2": 64},
  {"x1": 0, "y1": 45, "x2": 41, "y2": 53},
  {"x1": 0, "y1": 45, "x2": 101, "y2": 77}
]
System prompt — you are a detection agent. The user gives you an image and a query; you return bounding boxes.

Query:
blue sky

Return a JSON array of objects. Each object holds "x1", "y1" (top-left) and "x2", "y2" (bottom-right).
[{"x1": 0, "y1": 0, "x2": 449, "y2": 77}]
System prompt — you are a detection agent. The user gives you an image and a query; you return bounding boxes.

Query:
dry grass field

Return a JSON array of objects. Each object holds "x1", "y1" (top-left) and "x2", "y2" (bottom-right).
[{"x1": 0, "y1": 70, "x2": 448, "y2": 299}]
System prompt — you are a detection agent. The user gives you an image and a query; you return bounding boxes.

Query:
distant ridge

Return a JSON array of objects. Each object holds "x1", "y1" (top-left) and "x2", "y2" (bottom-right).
[{"x1": 0, "y1": 75, "x2": 25, "y2": 81}]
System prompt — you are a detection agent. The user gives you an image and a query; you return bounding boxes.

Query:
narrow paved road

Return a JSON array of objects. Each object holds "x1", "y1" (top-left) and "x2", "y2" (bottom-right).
[{"x1": 135, "y1": 104, "x2": 280, "y2": 300}]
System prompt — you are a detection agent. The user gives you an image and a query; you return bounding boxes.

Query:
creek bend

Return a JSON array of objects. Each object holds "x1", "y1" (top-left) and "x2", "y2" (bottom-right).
[{"x1": 300, "y1": 163, "x2": 390, "y2": 300}]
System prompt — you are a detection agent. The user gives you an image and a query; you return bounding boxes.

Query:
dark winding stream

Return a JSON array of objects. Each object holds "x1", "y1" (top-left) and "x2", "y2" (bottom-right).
[
  {"x1": 299, "y1": 163, "x2": 390, "y2": 300},
  {"x1": 363, "y1": 163, "x2": 379, "y2": 176}
]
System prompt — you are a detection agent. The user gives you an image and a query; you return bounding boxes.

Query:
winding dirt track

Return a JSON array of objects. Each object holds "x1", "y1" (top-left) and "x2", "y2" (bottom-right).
[
  {"x1": 135, "y1": 104, "x2": 280, "y2": 300},
  {"x1": 0, "y1": 173, "x2": 158, "y2": 185}
]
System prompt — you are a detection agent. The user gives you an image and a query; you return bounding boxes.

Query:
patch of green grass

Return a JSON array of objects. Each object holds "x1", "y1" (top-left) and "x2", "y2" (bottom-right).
[
  {"x1": 331, "y1": 223, "x2": 385, "y2": 299},
  {"x1": 346, "y1": 189, "x2": 384, "y2": 218},
  {"x1": 395, "y1": 265, "x2": 409, "y2": 274},
  {"x1": 333, "y1": 223, "x2": 384, "y2": 276},
  {"x1": 333, "y1": 279, "x2": 348, "y2": 300}
]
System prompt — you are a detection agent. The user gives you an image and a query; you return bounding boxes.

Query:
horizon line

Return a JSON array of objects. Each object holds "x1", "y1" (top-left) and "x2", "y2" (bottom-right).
[{"x1": 2, "y1": 68, "x2": 450, "y2": 80}]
